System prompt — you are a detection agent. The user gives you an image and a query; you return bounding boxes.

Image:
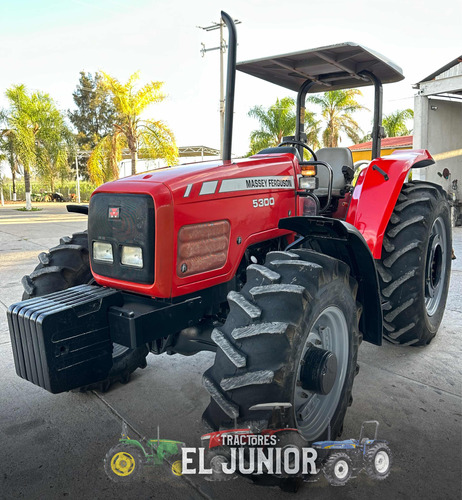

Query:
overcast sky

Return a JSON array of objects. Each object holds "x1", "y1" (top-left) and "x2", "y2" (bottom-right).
[{"x1": 0, "y1": 0, "x2": 460, "y2": 165}]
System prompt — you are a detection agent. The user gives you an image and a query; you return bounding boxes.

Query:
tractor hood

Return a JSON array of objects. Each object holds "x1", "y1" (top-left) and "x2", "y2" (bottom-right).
[{"x1": 92, "y1": 154, "x2": 299, "y2": 204}]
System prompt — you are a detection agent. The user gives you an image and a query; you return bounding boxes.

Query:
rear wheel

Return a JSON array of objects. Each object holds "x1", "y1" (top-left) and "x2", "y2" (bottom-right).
[
  {"x1": 21, "y1": 231, "x2": 148, "y2": 391},
  {"x1": 104, "y1": 444, "x2": 144, "y2": 482},
  {"x1": 202, "y1": 250, "x2": 361, "y2": 444},
  {"x1": 377, "y1": 181, "x2": 452, "y2": 345},
  {"x1": 365, "y1": 443, "x2": 392, "y2": 480}
]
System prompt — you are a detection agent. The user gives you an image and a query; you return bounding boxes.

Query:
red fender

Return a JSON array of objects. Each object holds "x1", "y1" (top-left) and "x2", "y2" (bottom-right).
[{"x1": 346, "y1": 149, "x2": 435, "y2": 259}]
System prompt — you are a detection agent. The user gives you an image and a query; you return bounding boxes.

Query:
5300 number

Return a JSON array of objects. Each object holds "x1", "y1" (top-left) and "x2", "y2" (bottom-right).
[{"x1": 252, "y1": 197, "x2": 275, "y2": 208}]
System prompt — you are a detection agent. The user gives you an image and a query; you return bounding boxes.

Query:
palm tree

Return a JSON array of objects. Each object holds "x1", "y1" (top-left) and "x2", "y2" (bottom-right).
[
  {"x1": 31, "y1": 96, "x2": 74, "y2": 192},
  {"x1": 0, "y1": 131, "x2": 20, "y2": 200},
  {"x1": 3, "y1": 85, "x2": 71, "y2": 209},
  {"x1": 382, "y1": 109, "x2": 414, "y2": 137},
  {"x1": 88, "y1": 72, "x2": 178, "y2": 184},
  {"x1": 307, "y1": 89, "x2": 366, "y2": 147},
  {"x1": 248, "y1": 97, "x2": 321, "y2": 156},
  {"x1": 4, "y1": 85, "x2": 41, "y2": 210}
]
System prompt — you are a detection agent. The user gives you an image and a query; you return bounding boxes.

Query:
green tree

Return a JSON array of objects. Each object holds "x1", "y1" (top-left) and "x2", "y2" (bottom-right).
[
  {"x1": 0, "y1": 129, "x2": 20, "y2": 200},
  {"x1": 4, "y1": 85, "x2": 73, "y2": 209},
  {"x1": 307, "y1": 89, "x2": 366, "y2": 147},
  {"x1": 88, "y1": 71, "x2": 178, "y2": 184},
  {"x1": 35, "y1": 111, "x2": 74, "y2": 191},
  {"x1": 382, "y1": 108, "x2": 414, "y2": 137},
  {"x1": 69, "y1": 72, "x2": 118, "y2": 178},
  {"x1": 248, "y1": 97, "x2": 321, "y2": 155},
  {"x1": 3, "y1": 85, "x2": 38, "y2": 209}
]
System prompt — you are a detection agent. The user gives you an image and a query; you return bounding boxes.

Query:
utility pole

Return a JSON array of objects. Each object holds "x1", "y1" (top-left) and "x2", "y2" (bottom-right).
[
  {"x1": 198, "y1": 17, "x2": 241, "y2": 158},
  {"x1": 75, "y1": 153, "x2": 81, "y2": 204}
]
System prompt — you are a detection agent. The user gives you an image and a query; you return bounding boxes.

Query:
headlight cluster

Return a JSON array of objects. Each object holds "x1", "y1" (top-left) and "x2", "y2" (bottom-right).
[{"x1": 93, "y1": 241, "x2": 143, "y2": 268}]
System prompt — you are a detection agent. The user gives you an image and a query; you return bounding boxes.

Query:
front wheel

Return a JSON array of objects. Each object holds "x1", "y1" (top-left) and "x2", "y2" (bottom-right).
[
  {"x1": 204, "y1": 447, "x2": 235, "y2": 481},
  {"x1": 203, "y1": 250, "x2": 361, "y2": 443},
  {"x1": 377, "y1": 181, "x2": 452, "y2": 345},
  {"x1": 169, "y1": 454, "x2": 184, "y2": 477},
  {"x1": 323, "y1": 452, "x2": 352, "y2": 486}
]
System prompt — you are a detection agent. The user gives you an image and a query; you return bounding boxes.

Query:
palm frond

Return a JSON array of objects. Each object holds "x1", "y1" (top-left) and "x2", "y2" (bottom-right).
[
  {"x1": 133, "y1": 81, "x2": 166, "y2": 115},
  {"x1": 248, "y1": 97, "x2": 299, "y2": 153},
  {"x1": 87, "y1": 134, "x2": 124, "y2": 184},
  {"x1": 139, "y1": 119, "x2": 178, "y2": 165},
  {"x1": 382, "y1": 108, "x2": 414, "y2": 137}
]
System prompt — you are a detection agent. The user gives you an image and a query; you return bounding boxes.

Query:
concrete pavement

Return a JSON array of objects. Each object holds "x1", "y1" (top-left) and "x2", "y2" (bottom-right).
[{"x1": 0, "y1": 203, "x2": 460, "y2": 499}]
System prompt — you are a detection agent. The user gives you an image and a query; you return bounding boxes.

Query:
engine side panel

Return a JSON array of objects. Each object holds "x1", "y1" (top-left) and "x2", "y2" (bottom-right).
[{"x1": 346, "y1": 149, "x2": 434, "y2": 259}]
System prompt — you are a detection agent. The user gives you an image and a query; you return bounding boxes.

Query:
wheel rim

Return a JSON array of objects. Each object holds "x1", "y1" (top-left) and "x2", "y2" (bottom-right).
[
  {"x1": 374, "y1": 450, "x2": 390, "y2": 473},
  {"x1": 293, "y1": 306, "x2": 349, "y2": 441},
  {"x1": 334, "y1": 459, "x2": 349, "y2": 479},
  {"x1": 425, "y1": 216, "x2": 448, "y2": 316},
  {"x1": 171, "y1": 460, "x2": 182, "y2": 476},
  {"x1": 111, "y1": 451, "x2": 136, "y2": 476}
]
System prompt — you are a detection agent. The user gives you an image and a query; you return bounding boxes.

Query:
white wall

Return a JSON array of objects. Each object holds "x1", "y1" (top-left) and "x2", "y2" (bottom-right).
[{"x1": 413, "y1": 96, "x2": 462, "y2": 193}]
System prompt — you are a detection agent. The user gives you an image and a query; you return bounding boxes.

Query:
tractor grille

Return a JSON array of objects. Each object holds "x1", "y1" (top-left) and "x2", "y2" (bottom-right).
[
  {"x1": 7, "y1": 285, "x2": 122, "y2": 393},
  {"x1": 88, "y1": 193, "x2": 155, "y2": 284}
]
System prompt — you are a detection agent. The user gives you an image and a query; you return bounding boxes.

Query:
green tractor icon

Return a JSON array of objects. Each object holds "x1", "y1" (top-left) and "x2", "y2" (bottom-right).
[{"x1": 104, "y1": 422, "x2": 185, "y2": 482}]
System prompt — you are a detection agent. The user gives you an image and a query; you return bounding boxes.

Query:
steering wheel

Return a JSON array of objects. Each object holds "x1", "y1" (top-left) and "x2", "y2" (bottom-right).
[{"x1": 278, "y1": 140, "x2": 317, "y2": 162}]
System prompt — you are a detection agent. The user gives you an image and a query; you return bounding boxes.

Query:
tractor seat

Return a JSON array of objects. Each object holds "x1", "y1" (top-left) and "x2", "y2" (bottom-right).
[
  {"x1": 314, "y1": 147, "x2": 354, "y2": 197},
  {"x1": 256, "y1": 146, "x2": 302, "y2": 162}
]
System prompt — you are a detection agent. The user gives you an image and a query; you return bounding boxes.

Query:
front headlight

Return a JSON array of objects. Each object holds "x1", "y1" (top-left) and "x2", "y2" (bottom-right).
[
  {"x1": 93, "y1": 241, "x2": 113, "y2": 263},
  {"x1": 121, "y1": 246, "x2": 143, "y2": 268}
]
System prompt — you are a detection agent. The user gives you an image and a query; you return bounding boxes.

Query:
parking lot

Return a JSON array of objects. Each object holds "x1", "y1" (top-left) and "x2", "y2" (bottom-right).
[{"x1": 0, "y1": 203, "x2": 460, "y2": 499}]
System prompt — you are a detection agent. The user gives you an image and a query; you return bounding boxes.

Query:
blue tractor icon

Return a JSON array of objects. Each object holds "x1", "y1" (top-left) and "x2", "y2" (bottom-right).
[{"x1": 312, "y1": 420, "x2": 392, "y2": 486}]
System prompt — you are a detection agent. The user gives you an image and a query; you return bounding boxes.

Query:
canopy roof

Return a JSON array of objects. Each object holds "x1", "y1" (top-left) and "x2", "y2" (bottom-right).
[{"x1": 237, "y1": 42, "x2": 404, "y2": 93}]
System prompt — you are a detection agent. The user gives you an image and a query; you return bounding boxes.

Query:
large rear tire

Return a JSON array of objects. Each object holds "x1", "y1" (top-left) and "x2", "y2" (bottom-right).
[
  {"x1": 365, "y1": 443, "x2": 392, "y2": 480},
  {"x1": 104, "y1": 443, "x2": 144, "y2": 482},
  {"x1": 21, "y1": 231, "x2": 149, "y2": 391},
  {"x1": 377, "y1": 181, "x2": 452, "y2": 345},
  {"x1": 202, "y1": 250, "x2": 361, "y2": 443}
]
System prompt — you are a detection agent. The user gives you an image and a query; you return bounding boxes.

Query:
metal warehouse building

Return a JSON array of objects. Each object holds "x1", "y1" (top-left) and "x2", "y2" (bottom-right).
[{"x1": 413, "y1": 56, "x2": 462, "y2": 225}]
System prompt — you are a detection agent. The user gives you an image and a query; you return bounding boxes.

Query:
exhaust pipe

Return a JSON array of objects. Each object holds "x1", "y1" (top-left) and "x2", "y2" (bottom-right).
[{"x1": 221, "y1": 11, "x2": 237, "y2": 162}]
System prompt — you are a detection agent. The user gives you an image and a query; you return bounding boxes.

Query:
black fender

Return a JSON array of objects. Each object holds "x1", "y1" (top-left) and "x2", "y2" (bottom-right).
[{"x1": 279, "y1": 216, "x2": 382, "y2": 346}]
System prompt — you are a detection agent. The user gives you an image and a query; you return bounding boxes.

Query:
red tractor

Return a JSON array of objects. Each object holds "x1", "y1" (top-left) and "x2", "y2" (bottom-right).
[{"x1": 8, "y1": 12, "x2": 451, "y2": 451}]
